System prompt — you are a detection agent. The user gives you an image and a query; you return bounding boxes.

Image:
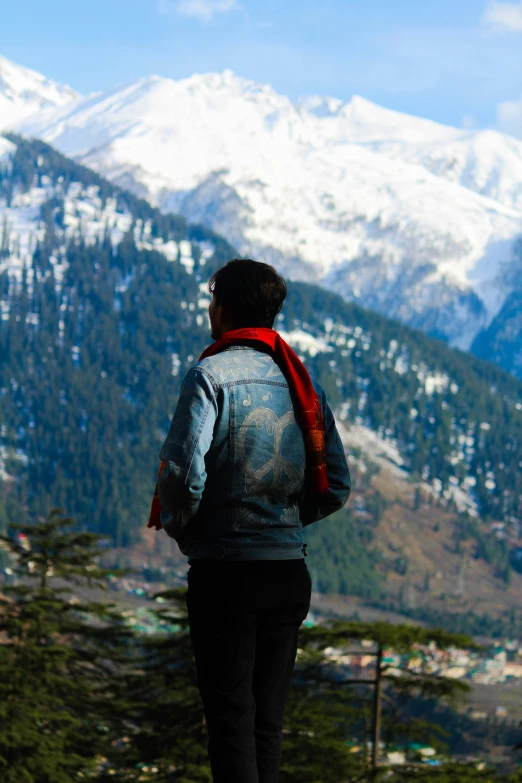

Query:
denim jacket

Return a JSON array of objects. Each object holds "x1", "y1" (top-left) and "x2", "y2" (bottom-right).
[{"x1": 157, "y1": 345, "x2": 351, "y2": 563}]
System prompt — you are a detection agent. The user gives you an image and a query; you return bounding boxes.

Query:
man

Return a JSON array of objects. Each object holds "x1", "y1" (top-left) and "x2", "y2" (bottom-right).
[{"x1": 149, "y1": 258, "x2": 351, "y2": 783}]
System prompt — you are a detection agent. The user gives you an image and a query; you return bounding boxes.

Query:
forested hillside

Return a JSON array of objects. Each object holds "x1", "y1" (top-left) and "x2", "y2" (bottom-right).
[
  {"x1": 0, "y1": 134, "x2": 234, "y2": 545},
  {"x1": 0, "y1": 134, "x2": 521, "y2": 581},
  {"x1": 280, "y1": 282, "x2": 522, "y2": 523}
]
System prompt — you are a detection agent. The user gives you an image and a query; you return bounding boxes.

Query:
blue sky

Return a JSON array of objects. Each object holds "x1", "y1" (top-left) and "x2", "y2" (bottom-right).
[{"x1": 2, "y1": 0, "x2": 522, "y2": 134}]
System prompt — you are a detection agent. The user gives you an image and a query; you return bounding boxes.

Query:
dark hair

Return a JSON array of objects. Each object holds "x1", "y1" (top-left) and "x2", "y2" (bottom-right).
[{"x1": 208, "y1": 258, "x2": 287, "y2": 328}]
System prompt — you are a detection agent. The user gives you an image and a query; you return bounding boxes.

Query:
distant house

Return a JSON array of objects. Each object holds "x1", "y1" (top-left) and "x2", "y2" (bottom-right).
[
  {"x1": 387, "y1": 750, "x2": 406, "y2": 765},
  {"x1": 492, "y1": 647, "x2": 507, "y2": 664},
  {"x1": 444, "y1": 666, "x2": 468, "y2": 679},
  {"x1": 504, "y1": 663, "x2": 522, "y2": 678}
]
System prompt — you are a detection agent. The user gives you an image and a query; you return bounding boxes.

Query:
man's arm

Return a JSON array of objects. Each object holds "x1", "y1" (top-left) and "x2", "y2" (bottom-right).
[
  {"x1": 157, "y1": 367, "x2": 218, "y2": 543},
  {"x1": 300, "y1": 385, "x2": 351, "y2": 526}
]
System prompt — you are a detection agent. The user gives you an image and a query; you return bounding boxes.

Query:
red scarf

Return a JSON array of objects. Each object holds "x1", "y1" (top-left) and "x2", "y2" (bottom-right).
[{"x1": 147, "y1": 328, "x2": 328, "y2": 531}]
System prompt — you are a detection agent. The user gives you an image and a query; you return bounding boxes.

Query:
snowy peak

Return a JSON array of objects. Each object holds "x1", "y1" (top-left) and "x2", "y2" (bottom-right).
[
  {"x1": 17, "y1": 67, "x2": 304, "y2": 193},
  {"x1": 295, "y1": 91, "x2": 522, "y2": 210},
  {"x1": 104, "y1": 69, "x2": 291, "y2": 115},
  {"x1": 0, "y1": 54, "x2": 80, "y2": 130},
  {"x1": 9, "y1": 56, "x2": 522, "y2": 356},
  {"x1": 17, "y1": 62, "x2": 522, "y2": 209},
  {"x1": 19, "y1": 67, "x2": 294, "y2": 134},
  {"x1": 181, "y1": 68, "x2": 287, "y2": 102}
]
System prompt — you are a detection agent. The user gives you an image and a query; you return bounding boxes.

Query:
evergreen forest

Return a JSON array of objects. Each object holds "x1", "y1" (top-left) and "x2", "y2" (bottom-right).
[{"x1": 0, "y1": 133, "x2": 521, "y2": 595}]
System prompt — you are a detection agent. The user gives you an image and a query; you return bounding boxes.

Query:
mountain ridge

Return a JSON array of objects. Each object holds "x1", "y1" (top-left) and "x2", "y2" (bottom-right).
[
  {"x1": 4, "y1": 53, "x2": 522, "y2": 365},
  {"x1": 0, "y1": 54, "x2": 79, "y2": 128}
]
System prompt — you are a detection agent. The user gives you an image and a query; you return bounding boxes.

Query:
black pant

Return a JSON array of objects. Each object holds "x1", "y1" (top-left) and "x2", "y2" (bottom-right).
[{"x1": 185, "y1": 558, "x2": 312, "y2": 783}]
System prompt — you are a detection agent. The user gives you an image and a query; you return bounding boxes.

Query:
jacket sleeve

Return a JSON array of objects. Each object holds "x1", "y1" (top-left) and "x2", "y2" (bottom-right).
[
  {"x1": 157, "y1": 367, "x2": 218, "y2": 543},
  {"x1": 300, "y1": 383, "x2": 351, "y2": 526}
]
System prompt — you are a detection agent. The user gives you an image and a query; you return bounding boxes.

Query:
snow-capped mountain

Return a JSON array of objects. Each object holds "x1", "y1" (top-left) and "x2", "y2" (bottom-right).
[
  {"x1": 0, "y1": 55, "x2": 79, "y2": 129},
  {"x1": 4, "y1": 55, "x2": 522, "y2": 352}
]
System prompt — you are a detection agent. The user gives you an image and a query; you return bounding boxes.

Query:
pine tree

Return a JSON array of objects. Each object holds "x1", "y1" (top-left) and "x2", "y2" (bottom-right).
[
  {"x1": 107, "y1": 586, "x2": 212, "y2": 783},
  {"x1": 292, "y1": 620, "x2": 476, "y2": 777},
  {"x1": 0, "y1": 508, "x2": 135, "y2": 782}
]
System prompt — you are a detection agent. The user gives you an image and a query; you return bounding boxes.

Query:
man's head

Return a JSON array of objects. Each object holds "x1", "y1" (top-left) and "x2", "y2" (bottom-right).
[{"x1": 208, "y1": 258, "x2": 287, "y2": 340}]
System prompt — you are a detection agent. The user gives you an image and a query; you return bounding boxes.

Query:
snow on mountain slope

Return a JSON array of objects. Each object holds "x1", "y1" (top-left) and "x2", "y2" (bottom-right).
[
  {"x1": 297, "y1": 95, "x2": 522, "y2": 211},
  {"x1": 0, "y1": 137, "x2": 217, "y2": 292},
  {"x1": 0, "y1": 165, "x2": 211, "y2": 290},
  {"x1": 7, "y1": 58, "x2": 522, "y2": 350},
  {"x1": 0, "y1": 55, "x2": 79, "y2": 129}
]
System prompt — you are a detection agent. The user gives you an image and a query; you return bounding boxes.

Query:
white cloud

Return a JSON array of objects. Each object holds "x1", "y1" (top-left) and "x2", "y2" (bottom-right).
[
  {"x1": 482, "y1": 1, "x2": 522, "y2": 32},
  {"x1": 496, "y1": 95, "x2": 522, "y2": 138},
  {"x1": 157, "y1": 0, "x2": 241, "y2": 23}
]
